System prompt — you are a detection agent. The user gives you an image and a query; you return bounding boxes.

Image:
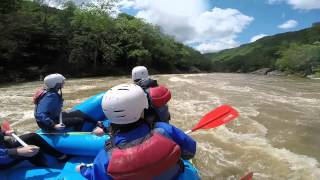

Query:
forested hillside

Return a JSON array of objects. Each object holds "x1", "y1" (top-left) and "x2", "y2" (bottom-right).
[
  {"x1": 206, "y1": 25, "x2": 320, "y2": 76},
  {"x1": 0, "y1": 0, "x2": 211, "y2": 83}
]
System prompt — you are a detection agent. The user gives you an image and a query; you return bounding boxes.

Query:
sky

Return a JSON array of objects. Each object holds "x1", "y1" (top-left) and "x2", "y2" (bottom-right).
[
  {"x1": 114, "y1": 0, "x2": 320, "y2": 53},
  {"x1": 51, "y1": 0, "x2": 320, "y2": 53}
]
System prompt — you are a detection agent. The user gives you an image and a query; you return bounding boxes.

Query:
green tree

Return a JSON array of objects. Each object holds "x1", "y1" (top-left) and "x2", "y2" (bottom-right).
[
  {"x1": 276, "y1": 43, "x2": 320, "y2": 75},
  {"x1": 0, "y1": 0, "x2": 21, "y2": 14}
]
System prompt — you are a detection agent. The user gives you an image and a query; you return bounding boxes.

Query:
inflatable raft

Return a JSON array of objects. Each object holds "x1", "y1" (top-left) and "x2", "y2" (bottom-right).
[{"x1": 0, "y1": 93, "x2": 200, "y2": 180}]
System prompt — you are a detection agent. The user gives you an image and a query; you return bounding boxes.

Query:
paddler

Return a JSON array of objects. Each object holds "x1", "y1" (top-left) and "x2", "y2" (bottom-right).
[
  {"x1": 0, "y1": 125, "x2": 67, "y2": 169},
  {"x1": 132, "y1": 66, "x2": 171, "y2": 124},
  {"x1": 34, "y1": 73, "x2": 95, "y2": 132},
  {"x1": 76, "y1": 84, "x2": 196, "y2": 179}
]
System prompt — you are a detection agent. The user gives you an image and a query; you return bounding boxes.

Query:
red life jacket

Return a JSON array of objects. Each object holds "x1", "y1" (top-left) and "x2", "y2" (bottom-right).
[
  {"x1": 107, "y1": 132, "x2": 181, "y2": 180},
  {"x1": 32, "y1": 88, "x2": 47, "y2": 104},
  {"x1": 149, "y1": 86, "x2": 171, "y2": 108}
]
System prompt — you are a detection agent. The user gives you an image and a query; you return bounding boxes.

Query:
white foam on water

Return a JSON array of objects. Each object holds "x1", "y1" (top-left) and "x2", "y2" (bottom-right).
[
  {"x1": 20, "y1": 110, "x2": 34, "y2": 121},
  {"x1": 219, "y1": 85, "x2": 254, "y2": 93},
  {"x1": 0, "y1": 110, "x2": 34, "y2": 125},
  {"x1": 171, "y1": 98, "x2": 222, "y2": 119},
  {"x1": 252, "y1": 172, "x2": 271, "y2": 179},
  {"x1": 169, "y1": 77, "x2": 196, "y2": 84},
  {"x1": 77, "y1": 85, "x2": 97, "y2": 91},
  {"x1": 213, "y1": 126, "x2": 320, "y2": 179},
  {"x1": 65, "y1": 98, "x2": 88, "y2": 106},
  {"x1": 290, "y1": 96, "x2": 320, "y2": 106},
  {"x1": 183, "y1": 74, "x2": 208, "y2": 78},
  {"x1": 249, "y1": 120, "x2": 268, "y2": 136},
  {"x1": 255, "y1": 91, "x2": 320, "y2": 108},
  {"x1": 198, "y1": 91, "x2": 212, "y2": 96},
  {"x1": 237, "y1": 107, "x2": 260, "y2": 118}
]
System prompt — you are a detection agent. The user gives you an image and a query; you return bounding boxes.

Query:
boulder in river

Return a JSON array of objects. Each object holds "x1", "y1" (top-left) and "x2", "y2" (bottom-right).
[
  {"x1": 267, "y1": 70, "x2": 286, "y2": 76},
  {"x1": 189, "y1": 66, "x2": 202, "y2": 73},
  {"x1": 250, "y1": 68, "x2": 272, "y2": 75}
]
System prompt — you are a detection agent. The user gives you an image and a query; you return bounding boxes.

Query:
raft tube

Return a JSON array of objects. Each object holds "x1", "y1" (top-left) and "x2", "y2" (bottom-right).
[
  {"x1": 0, "y1": 93, "x2": 200, "y2": 179},
  {"x1": 0, "y1": 132, "x2": 200, "y2": 180}
]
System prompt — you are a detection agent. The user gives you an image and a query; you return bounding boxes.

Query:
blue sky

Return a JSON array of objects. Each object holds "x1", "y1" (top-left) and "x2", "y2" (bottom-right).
[
  {"x1": 116, "y1": 0, "x2": 320, "y2": 53},
  {"x1": 208, "y1": 0, "x2": 320, "y2": 44}
]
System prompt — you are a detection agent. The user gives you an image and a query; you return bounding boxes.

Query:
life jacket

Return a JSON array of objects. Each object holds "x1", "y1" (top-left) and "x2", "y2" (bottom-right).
[
  {"x1": 32, "y1": 88, "x2": 47, "y2": 104},
  {"x1": 149, "y1": 86, "x2": 171, "y2": 108},
  {"x1": 136, "y1": 78, "x2": 158, "y2": 90},
  {"x1": 106, "y1": 132, "x2": 181, "y2": 180}
]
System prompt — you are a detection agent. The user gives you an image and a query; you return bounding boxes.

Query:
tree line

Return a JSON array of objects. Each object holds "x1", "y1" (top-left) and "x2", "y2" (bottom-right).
[
  {"x1": 205, "y1": 25, "x2": 320, "y2": 77},
  {"x1": 0, "y1": 0, "x2": 212, "y2": 83}
]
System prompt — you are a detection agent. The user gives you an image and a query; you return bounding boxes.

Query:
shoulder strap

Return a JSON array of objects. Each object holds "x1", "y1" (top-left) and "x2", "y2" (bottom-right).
[{"x1": 33, "y1": 88, "x2": 47, "y2": 104}]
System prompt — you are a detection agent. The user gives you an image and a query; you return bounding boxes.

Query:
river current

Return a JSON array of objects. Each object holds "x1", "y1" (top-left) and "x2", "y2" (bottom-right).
[{"x1": 0, "y1": 73, "x2": 319, "y2": 179}]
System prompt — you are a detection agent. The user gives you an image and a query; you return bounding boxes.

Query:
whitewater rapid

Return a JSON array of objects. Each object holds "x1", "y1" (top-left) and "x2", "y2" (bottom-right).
[{"x1": 1, "y1": 73, "x2": 319, "y2": 179}]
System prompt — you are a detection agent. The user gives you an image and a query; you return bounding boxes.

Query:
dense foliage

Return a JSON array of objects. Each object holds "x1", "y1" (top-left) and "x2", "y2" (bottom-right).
[
  {"x1": 0, "y1": 0, "x2": 211, "y2": 83},
  {"x1": 205, "y1": 25, "x2": 320, "y2": 76}
]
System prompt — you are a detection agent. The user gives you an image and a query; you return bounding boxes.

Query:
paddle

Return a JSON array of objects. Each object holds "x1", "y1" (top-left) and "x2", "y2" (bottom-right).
[
  {"x1": 39, "y1": 104, "x2": 239, "y2": 135},
  {"x1": 1, "y1": 120, "x2": 29, "y2": 147},
  {"x1": 58, "y1": 104, "x2": 65, "y2": 128},
  {"x1": 240, "y1": 172, "x2": 253, "y2": 180},
  {"x1": 185, "y1": 105, "x2": 239, "y2": 134},
  {"x1": 39, "y1": 132, "x2": 94, "y2": 135}
]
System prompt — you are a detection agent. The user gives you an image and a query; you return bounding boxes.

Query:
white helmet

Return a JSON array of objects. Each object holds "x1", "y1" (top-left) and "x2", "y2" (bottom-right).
[
  {"x1": 132, "y1": 66, "x2": 149, "y2": 82},
  {"x1": 101, "y1": 84, "x2": 149, "y2": 125},
  {"x1": 44, "y1": 73, "x2": 66, "y2": 90}
]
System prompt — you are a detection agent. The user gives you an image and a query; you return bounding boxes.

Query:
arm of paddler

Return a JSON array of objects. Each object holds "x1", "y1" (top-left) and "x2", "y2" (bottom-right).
[
  {"x1": 78, "y1": 149, "x2": 112, "y2": 180},
  {"x1": 79, "y1": 163, "x2": 94, "y2": 180},
  {"x1": 93, "y1": 120, "x2": 111, "y2": 136},
  {"x1": 155, "y1": 122, "x2": 196, "y2": 160},
  {"x1": 0, "y1": 130, "x2": 17, "y2": 162},
  {"x1": 0, "y1": 145, "x2": 17, "y2": 163}
]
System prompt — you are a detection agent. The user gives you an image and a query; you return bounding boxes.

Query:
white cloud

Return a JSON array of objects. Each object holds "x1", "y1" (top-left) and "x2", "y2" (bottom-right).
[
  {"x1": 278, "y1": 20, "x2": 298, "y2": 29},
  {"x1": 196, "y1": 39, "x2": 239, "y2": 53},
  {"x1": 268, "y1": 0, "x2": 320, "y2": 10},
  {"x1": 117, "y1": 0, "x2": 135, "y2": 9},
  {"x1": 250, "y1": 34, "x2": 268, "y2": 42},
  {"x1": 267, "y1": 0, "x2": 285, "y2": 4},
  {"x1": 119, "y1": 0, "x2": 253, "y2": 53}
]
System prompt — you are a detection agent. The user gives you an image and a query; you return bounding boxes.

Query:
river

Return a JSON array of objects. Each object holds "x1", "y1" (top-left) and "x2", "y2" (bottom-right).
[{"x1": 1, "y1": 73, "x2": 320, "y2": 179}]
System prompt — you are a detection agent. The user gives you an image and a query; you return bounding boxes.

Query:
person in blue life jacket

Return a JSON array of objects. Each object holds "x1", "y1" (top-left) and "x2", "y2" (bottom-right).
[
  {"x1": 0, "y1": 126, "x2": 67, "y2": 169},
  {"x1": 34, "y1": 73, "x2": 95, "y2": 132},
  {"x1": 76, "y1": 84, "x2": 196, "y2": 180},
  {"x1": 132, "y1": 66, "x2": 171, "y2": 124},
  {"x1": 92, "y1": 66, "x2": 172, "y2": 137}
]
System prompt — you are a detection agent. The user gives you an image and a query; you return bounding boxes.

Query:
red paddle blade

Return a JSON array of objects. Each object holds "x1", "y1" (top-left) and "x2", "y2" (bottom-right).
[
  {"x1": 1, "y1": 120, "x2": 12, "y2": 131},
  {"x1": 191, "y1": 105, "x2": 239, "y2": 132},
  {"x1": 240, "y1": 172, "x2": 253, "y2": 180}
]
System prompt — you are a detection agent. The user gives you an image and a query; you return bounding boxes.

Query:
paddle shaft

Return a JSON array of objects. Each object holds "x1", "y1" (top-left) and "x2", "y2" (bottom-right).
[
  {"x1": 39, "y1": 132, "x2": 93, "y2": 135},
  {"x1": 58, "y1": 106, "x2": 65, "y2": 127},
  {"x1": 12, "y1": 133, "x2": 28, "y2": 147}
]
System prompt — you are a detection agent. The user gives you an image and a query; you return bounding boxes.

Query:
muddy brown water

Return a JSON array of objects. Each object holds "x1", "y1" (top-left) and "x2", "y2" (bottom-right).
[{"x1": 1, "y1": 73, "x2": 319, "y2": 179}]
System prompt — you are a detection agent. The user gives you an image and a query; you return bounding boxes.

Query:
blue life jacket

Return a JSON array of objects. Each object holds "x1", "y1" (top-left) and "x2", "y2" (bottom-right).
[
  {"x1": 34, "y1": 90, "x2": 63, "y2": 131},
  {"x1": 0, "y1": 131, "x2": 14, "y2": 165},
  {"x1": 80, "y1": 122, "x2": 196, "y2": 180}
]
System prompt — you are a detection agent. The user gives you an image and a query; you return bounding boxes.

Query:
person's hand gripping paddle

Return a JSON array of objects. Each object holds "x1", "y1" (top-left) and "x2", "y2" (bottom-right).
[{"x1": 1, "y1": 120, "x2": 29, "y2": 147}]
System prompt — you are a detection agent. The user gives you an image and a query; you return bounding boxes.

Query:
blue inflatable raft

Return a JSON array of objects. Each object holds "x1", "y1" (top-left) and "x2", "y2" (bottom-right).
[{"x1": 0, "y1": 93, "x2": 200, "y2": 180}]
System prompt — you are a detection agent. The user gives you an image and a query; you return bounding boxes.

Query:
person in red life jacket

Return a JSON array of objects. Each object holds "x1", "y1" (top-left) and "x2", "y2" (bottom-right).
[
  {"x1": 34, "y1": 73, "x2": 94, "y2": 132},
  {"x1": 132, "y1": 66, "x2": 171, "y2": 123},
  {"x1": 0, "y1": 126, "x2": 67, "y2": 169},
  {"x1": 76, "y1": 84, "x2": 196, "y2": 180}
]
